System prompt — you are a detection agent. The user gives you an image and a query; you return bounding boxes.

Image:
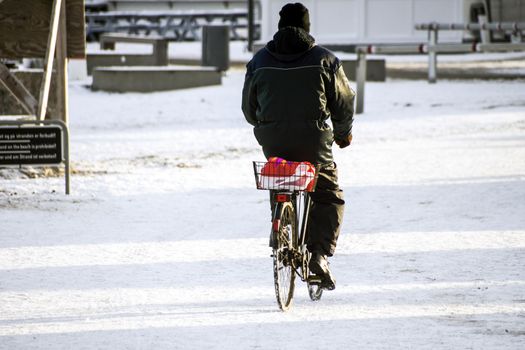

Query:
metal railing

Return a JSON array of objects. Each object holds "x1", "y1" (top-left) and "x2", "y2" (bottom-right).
[{"x1": 354, "y1": 20, "x2": 525, "y2": 114}]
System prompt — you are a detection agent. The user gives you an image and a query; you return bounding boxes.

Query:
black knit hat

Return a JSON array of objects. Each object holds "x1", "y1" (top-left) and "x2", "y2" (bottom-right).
[{"x1": 278, "y1": 3, "x2": 310, "y2": 33}]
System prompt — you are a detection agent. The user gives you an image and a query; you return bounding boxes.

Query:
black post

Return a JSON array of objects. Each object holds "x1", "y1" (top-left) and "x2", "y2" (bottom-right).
[{"x1": 248, "y1": 0, "x2": 255, "y2": 52}]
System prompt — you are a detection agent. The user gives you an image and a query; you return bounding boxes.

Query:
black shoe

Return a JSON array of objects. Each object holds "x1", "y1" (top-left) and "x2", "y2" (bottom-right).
[{"x1": 309, "y1": 252, "x2": 336, "y2": 290}]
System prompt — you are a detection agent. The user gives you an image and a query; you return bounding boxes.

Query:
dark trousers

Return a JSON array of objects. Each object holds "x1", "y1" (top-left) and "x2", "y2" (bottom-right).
[
  {"x1": 270, "y1": 163, "x2": 345, "y2": 257},
  {"x1": 307, "y1": 162, "x2": 345, "y2": 256}
]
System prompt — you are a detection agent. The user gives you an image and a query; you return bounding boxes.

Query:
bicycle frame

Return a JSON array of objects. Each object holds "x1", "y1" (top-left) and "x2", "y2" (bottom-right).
[{"x1": 254, "y1": 160, "x2": 324, "y2": 308}]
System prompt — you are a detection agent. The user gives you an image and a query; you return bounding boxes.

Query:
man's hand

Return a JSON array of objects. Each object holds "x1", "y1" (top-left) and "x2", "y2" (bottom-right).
[{"x1": 335, "y1": 134, "x2": 352, "y2": 149}]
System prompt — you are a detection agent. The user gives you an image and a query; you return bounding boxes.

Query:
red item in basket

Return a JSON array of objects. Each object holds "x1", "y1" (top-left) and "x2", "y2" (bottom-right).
[{"x1": 260, "y1": 157, "x2": 316, "y2": 191}]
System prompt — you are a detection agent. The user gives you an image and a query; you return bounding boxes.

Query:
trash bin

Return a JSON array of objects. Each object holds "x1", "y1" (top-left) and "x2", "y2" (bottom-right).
[{"x1": 202, "y1": 25, "x2": 230, "y2": 71}]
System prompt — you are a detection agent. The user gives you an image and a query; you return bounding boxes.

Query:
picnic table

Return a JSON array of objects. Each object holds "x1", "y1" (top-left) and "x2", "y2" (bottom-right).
[
  {"x1": 99, "y1": 33, "x2": 168, "y2": 65},
  {"x1": 85, "y1": 9, "x2": 260, "y2": 41}
]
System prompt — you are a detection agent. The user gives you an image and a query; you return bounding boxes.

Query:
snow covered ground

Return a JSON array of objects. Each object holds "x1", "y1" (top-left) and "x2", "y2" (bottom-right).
[{"x1": 1, "y1": 53, "x2": 525, "y2": 349}]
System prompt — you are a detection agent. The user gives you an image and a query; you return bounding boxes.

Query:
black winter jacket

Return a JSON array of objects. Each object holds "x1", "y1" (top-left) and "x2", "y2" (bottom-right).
[{"x1": 242, "y1": 27, "x2": 355, "y2": 165}]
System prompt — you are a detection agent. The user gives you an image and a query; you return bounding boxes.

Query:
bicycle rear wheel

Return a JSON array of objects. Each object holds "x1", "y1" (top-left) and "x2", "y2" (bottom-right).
[{"x1": 272, "y1": 202, "x2": 297, "y2": 311}]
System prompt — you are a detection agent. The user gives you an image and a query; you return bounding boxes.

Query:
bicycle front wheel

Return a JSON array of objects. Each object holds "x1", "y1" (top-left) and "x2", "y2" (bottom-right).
[{"x1": 272, "y1": 201, "x2": 297, "y2": 311}]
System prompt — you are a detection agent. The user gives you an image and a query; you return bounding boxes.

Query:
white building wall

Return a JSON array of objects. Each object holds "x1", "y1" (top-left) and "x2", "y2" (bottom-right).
[{"x1": 261, "y1": 0, "x2": 465, "y2": 44}]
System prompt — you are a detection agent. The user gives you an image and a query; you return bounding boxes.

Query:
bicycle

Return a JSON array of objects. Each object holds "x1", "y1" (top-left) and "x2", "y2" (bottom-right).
[{"x1": 253, "y1": 159, "x2": 325, "y2": 311}]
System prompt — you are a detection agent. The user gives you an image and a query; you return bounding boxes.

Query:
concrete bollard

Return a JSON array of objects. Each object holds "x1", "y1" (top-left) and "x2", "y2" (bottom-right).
[
  {"x1": 202, "y1": 25, "x2": 230, "y2": 71},
  {"x1": 428, "y1": 28, "x2": 438, "y2": 83},
  {"x1": 355, "y1": 49, "x2": 367, "y2": 114}
]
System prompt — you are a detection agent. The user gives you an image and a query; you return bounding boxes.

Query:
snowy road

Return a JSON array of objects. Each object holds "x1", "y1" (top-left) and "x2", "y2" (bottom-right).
[{"x1": 1, "y1": 70, "x2": 524, "y2": 349}]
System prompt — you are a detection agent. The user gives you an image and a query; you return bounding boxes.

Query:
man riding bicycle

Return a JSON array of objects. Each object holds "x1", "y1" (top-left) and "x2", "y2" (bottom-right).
[{"x1": 242, "y1": 2, "x2": 355, "y2": 290}]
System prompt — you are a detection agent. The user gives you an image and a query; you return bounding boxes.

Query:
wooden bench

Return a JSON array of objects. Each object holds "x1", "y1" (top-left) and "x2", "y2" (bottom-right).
[{"x1": 99, "y1": 33, "x2": 169, "y2": 65}]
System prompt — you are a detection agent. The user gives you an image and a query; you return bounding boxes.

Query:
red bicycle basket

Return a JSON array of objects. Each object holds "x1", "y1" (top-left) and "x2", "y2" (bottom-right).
[{"x1": 253, "y1": 157, "x2": 318, "y2": 192}]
